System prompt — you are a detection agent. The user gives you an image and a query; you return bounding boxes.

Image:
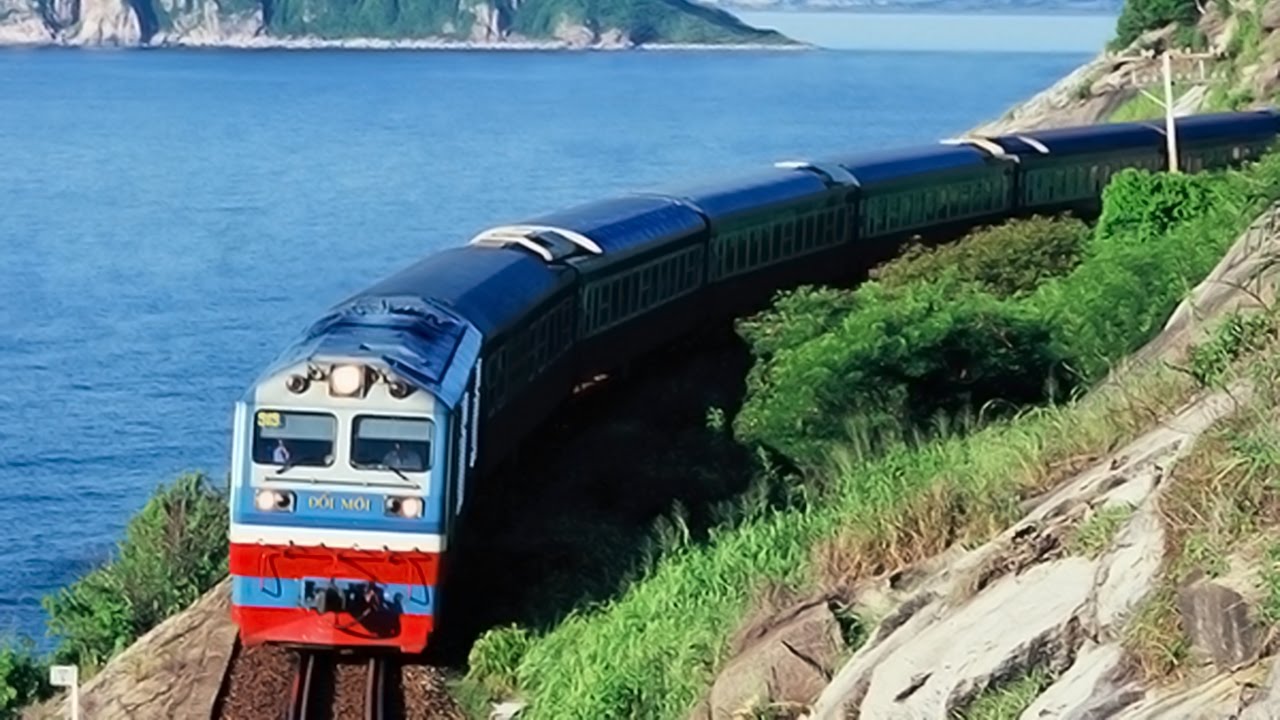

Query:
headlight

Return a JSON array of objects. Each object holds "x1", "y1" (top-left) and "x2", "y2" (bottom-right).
[
  {"x1": 255, "y1": 489, "x2": 295, "y2": 512},
  {"x1": 329, "y1": 364, "x2": 365, "y2": 397},
  {"x1": 385, "y1": 496, "x2": 424, "y2": 519}
]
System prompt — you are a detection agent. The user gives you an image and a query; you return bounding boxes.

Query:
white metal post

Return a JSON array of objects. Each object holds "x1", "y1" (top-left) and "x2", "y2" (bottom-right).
[
  {"x1": 49, "y1": 665, "x2": 79, "y2": 720},
  {"x1": 1164, "y1": 51, "x2": 1180, "y2": 173}
]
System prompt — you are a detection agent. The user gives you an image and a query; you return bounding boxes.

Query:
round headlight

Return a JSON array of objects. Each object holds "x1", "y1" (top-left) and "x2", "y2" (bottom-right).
[
  {"x1": 388, "y1": 380, "x2": 413, "y2": 399},
  {"x1": 330, "y1": 364, "x2": 364, "y2": 396},
  {"x1": 401, "y1": 497, "x2": 424, "y2": 519},
  {"x1": 255, "y1": 490, "x2": 275, "y2": 511},
  {"x1": 286, "y1": 374, "x2": 309, "y2": 394}
]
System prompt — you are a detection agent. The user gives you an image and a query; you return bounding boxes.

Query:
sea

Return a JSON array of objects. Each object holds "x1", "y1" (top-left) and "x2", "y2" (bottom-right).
[{"x1": 0, "y1": 13, "x2": 1109, "y2": 644}]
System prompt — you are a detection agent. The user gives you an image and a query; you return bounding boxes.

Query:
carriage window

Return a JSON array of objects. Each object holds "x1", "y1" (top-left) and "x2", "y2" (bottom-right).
[
  {"x1": 351, "y1": 416, "x2": 434, "y2": 473},
  {"x1": 253, "y1": 411, "x2": 335, "y2": 468}
]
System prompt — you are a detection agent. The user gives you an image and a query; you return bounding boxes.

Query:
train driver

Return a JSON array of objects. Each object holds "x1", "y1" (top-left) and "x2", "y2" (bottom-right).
[
  {"x1": 272, "y1": 439, "x2": 290, "y2": 465},
  {"x1": 382, "y1": 442, "x2": 422, "y2": 472}
]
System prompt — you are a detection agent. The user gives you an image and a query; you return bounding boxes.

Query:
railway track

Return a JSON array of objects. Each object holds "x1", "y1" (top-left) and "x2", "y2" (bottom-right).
[
  {"x1": 214, "y1": 641, "x2": 466, "y2": 720},
  {"x1": 286, "y1": 651, "x2": 397, "y2": 720}
]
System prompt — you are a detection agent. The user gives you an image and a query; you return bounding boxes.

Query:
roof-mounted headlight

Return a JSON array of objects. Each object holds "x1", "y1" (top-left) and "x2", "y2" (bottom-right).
[
  {"x1": 388, "y1": 379, "x2": 414, "y2": 399},
  {"x1": 329, "y1": 364, "x2": 366, "y2": 397}
]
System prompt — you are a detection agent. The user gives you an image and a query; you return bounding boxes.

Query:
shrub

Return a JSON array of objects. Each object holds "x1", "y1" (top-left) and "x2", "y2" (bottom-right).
[
  {"x1": 871, "y1": 216, "x2": 1090, "y2": 298},
  {"x1": 0, "y1": 643, "x2": 49, "y2": 718},
  {"x1": 44, "y1": 473, "x2": 228, "y2": 669},
  {"x1": 1187, "y1": 312, "x2": 1276, "y2": 386},
  {"x1": 735, "y1": 278, "x2": 1067, "y2": 465},
  {"x1": 1112, "y1": 0, "x2": 1199, "y2": 49}
]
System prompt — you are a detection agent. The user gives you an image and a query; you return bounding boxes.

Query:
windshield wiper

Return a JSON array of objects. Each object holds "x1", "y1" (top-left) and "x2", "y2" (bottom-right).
[
  {"x1": 385, "y1": 465, "x2": 411, "y2": 483},
  {"x1": 275, "y1": 458, "x2": 301, "y2": 476}
]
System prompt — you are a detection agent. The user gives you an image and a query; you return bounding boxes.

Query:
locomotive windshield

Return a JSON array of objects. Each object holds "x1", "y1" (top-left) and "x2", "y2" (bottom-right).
[
  {"x1": 351, "y1": 416, "x2": 433, "y2": 473},
  {"x1": 252, "y1": 410, "x2": 336, "y2": 468}
]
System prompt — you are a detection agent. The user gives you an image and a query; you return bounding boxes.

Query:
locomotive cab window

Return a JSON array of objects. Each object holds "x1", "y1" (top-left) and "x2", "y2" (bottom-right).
[
  {"x1": 351, "y1": 416, "x2": 434, "y2": 474},
  {"x1": 253, "y1": 410, "x2": 335, "y2": 468}
]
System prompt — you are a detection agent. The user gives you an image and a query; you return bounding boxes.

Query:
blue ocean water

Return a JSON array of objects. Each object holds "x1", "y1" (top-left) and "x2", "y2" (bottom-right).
[{"x1": 0, "y1": 45, "x2": 1087, "y2": 643}]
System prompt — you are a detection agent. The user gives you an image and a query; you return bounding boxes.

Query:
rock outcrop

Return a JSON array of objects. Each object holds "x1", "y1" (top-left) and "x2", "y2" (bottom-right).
[{"x1": 22, "y1": 579, "x2": 237, "y2": 720}]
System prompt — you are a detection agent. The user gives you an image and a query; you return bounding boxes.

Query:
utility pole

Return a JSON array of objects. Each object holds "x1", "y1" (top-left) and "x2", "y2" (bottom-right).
[{"x1": 1109, "y1": 48, "x2": 1223, "y2": 173}]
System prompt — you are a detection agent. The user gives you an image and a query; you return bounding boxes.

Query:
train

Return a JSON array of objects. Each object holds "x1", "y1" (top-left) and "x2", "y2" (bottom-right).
[{"x1": 228, "y1": 110, "x2": 1280, "y2": 653}]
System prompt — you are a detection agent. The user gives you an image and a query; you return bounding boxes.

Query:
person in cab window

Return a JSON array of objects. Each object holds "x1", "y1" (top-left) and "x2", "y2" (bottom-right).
[
  {"x1": 272, "y1": 439, "x2": 290, "y2": 465},
  {"x1": 383, "y1": 442, "x2": 422, "y2": 471}
]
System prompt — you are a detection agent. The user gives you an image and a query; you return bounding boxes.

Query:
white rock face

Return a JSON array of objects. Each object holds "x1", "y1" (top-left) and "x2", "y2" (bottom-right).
[
  {"x1": 0, "y1": 0, "x2": 53, "y2": 43},
  {"x1": 151, "y1": 0, "x2": 263, "y2": 45},
  {"x1": 806, "y1": 387, "x2": 1247, "y2": 720},
  {"x1": 858, "y1": 557, "x2": 1095, "y2": 720},
  {"x1": 62, "y1": 0, "x2": 141, "y2": 45}
]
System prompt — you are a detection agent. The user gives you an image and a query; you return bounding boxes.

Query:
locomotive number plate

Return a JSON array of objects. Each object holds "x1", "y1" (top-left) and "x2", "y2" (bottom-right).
[{"x1": 306, "y1": 493, "x2": 375, "y2": 513}]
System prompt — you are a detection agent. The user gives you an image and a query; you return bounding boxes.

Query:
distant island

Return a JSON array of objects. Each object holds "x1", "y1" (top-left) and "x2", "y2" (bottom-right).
[{"x1": 0, "y1": 0, "x2": 797, "y2": 48}]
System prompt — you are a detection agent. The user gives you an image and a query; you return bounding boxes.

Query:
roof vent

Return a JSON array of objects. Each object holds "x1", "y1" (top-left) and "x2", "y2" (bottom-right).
[
  {"x1": 469, "y1": 224, "x2": 604, "y2": 263},
  {"x1": 940, "y1": 136, "x2": 1018, "y2": 159},
  {"x1": 774, "y1": 160, "x2": 858, "y2": 186}
]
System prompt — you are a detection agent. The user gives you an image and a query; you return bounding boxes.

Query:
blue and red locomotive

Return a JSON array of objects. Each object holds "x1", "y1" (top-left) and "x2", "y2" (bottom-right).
[{"x1": 228, "y1": 111, "x2": 1280, "y2": 653}]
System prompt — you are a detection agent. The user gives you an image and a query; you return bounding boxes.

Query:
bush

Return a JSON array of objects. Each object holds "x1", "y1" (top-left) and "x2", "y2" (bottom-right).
[
  {"x1": 1112, "y1": 0, "x2": 1199, "y2": 49},
  {"x1": 870, "y1": 215, "x2": 1090, "y2": 298},
  {"x1": 1033, "y1": 163, "x2": 1276, "y2": 380},
  {"x1": 44, "y1": 473, "x2": 228, "y2": 669},
  {"x1": 0, "y1": 643, "x2": 49, "y2": 718}
]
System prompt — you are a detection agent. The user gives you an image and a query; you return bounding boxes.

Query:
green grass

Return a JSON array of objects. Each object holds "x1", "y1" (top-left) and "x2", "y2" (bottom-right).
[
  {"x1": 464, "y1": 153, "x2": 1280, "y2": 719},
  {"x1": 1067, "y1": 504, "x2": 1135, "y2": 558},
  {"x1": 1260, "y1": 542, "x2": 1280, "y2": 625},
  {"x1": 465, "y1": 368, "x2": 1192, "y2": 719},
  {"x1": 951, "y1": 667, "x2": 1055, "y2": 720}
]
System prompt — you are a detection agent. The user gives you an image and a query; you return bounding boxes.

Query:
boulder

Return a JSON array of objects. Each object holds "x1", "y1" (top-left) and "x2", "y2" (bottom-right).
[
  {"x1": 23, "y1": 579, "x2": 236, "y2": 720},
  {"x1": 1178, "y1": 579, "x2": 1264, "y2": 671},
  {"x1": 1262, "y1": 0, "x2": 1280, "y2": 32},
  {"x1": 855, "y1": 558, "x2": 1094, "y2": 720},
  {"x1": 707, "y1": 600, "x2": 847, "y2": 720},
  {"x1": 1092, "y1": 503, "x2": 1165, "y2": 638},
  {"x1": 1018, "y1": 642, "x2": 1143, "y2": 720}
]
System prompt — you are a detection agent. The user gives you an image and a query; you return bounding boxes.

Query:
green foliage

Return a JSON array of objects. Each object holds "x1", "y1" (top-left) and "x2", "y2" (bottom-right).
[
  {"x1": 465, "y1": 367, "x2": 1186, "y2": 719},
  {"x1": 1188, "y1": 312, "x2": 1276, "y2": 386},
  {"x1": 871, "y1": 216, "x2": 1090, "y2": 298},
  {"x1": 44, "y1": 474, "x2": 228, "y2": 669},
  {"x1": 1033, "y1": 160, "x2": 1280, "y2": 380},
  {"x1": 1068, "y1": 504, "x2": 1135, "y2": 557},
  {"x1": 468, "y1": 625, "x2": 533, "y2": 699},
  {"x1": 1111, "y1": 0, "x2": 1199, "y2": 49},
  {"x1": 0, "y1": 642, "x2": 49, "y2": 718},
  {"x1": 1261, "y1": 542, "x2": 1280, "y2": 625},
  {"x1": 734, "y1": 278, "x2": 1067, "y2": 465},
  {"x1": 1227, "y1": 9, "x2": 1263, "y2": 61},
  {"x1": 1171, "y1": 22, "x2": 1208, "y2": 50},
  {"x1": 466, "y1": 151, "x2": 1280, "y2": 720},
  {"x1": 952, "y1": 667, "x2": 1054, "y2": 720}
]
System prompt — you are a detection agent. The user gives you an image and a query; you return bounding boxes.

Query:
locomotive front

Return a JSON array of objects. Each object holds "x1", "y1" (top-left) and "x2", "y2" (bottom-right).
[{"x1": 228, "y1": 299, "x2": 480, "y2": 653}]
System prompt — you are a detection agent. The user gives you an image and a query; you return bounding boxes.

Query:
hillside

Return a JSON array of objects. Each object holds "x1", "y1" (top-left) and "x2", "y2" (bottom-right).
[
  {"x1": 974, "y1": 0, "x2": 1280, "y2": 133},
  {"x1": 0, "y1": 0, "x2": 794, "y2": 48}
]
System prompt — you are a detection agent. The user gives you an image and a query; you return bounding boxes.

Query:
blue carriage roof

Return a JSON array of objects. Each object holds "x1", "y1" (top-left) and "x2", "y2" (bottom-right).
[
  {"x1": 1166, "y1": 110, "x2": 1280, "y2": 142},
  {"x1": 824, "y1": 144, "x2": 991, "y2": 186},
  {"x1": 522, "y1": 195, "x2": 706, "y2": 255},
  {"x1": 996, "y1": 122, "x2": 1164, "y2": 155},
  {"x1": 352, "y1": 245, "x2": 569, "y2": 338},
  {"x1": 645, "y1": 168, "x2": 832, "y2": 221}
]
